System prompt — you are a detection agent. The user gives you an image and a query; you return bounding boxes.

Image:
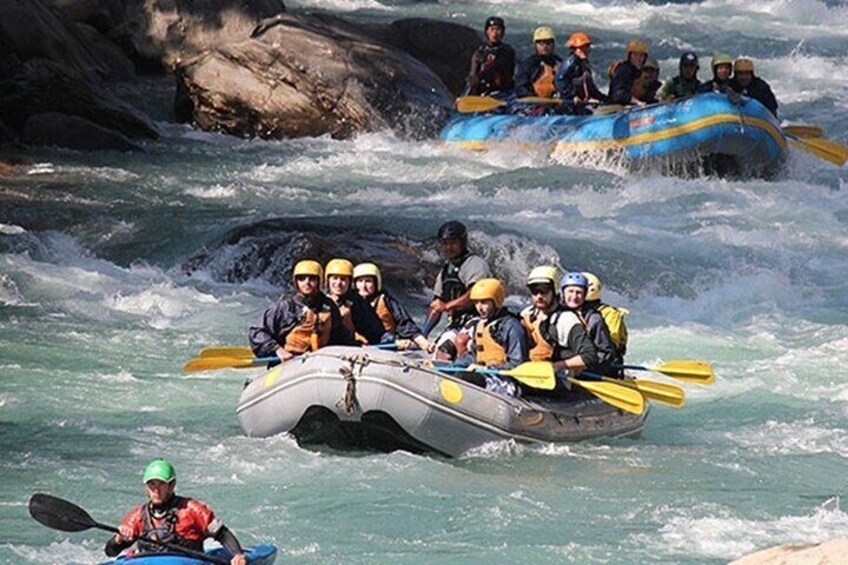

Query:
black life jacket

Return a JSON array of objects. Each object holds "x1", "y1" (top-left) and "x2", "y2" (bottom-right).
[
  {"x1": 136, "y1": 497, "x2": 203, "y2": 554},
  {"x1": 440, "y1": 253, "x2": 477, "y2": 327}
]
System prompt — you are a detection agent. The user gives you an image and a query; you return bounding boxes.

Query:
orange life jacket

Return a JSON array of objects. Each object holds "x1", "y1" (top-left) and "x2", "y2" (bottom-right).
[
  {"x1": 474, "y1": 318, "x2": 508, "y2": 367},
  {"x1": 521, "y1": 308, "x2": 554, "y2": 361},
  {"x1": 284, "y1": 304, "x2": 333, "y2": 354},
  {"x1": 533, "y1": 62, "x2": 557, "y2": 98},
  {"x1": 371, "y1": 294, "x2": 396, "y2": 333},
  {"x1": 338, "y1": 300, "x2": 370, "y2": 344}
]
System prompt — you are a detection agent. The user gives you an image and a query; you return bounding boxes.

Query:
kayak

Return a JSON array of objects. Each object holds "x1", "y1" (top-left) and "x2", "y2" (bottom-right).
[
  {"x1": 236, "y1": 346, "x2": 648, "y2": 457},
  {"x1": 440, "y1": 92, "x2": 787, "y2": 178},
  {"x1": 100, "y1": 544, "x2": 277, "y2": 565}
]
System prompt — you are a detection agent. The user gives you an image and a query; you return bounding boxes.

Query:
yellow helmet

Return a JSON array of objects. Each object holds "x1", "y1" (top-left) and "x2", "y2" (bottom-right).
[
  {"x1": 353, "y1": 262, "x2": 382, "y2": 291},
  {"x1": 324, "y1": 258, "x2": 353, "y2": 283},
  {"x1": 626, "y1": 39, "x2": 649, "y2": 56},
  {"x1": 293, "y1": 260, "x2": 323, "y2": 281},
  {"x1": 734, "y1": 57, "x2": 755, "y2": 73},
  {"x1": 532, "y1": 27, "x2": 556, "y2": 44},
  {"x1": 711, "y1": 53, "x2": 733, "y2": 68},
  {"x1": 527, "y1": 266, "x2": 560, "y2": 289},
  {"x1": 582, "y1": 272, "x2": 602, "y2": 302},
  {"x1": 470, "y1": 278, "x2": 505, "y2": 309}
]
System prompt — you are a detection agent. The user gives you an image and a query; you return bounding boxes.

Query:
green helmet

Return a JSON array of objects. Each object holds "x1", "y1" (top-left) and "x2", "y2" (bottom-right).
[{"x1": 143, "y1": 459, "x2": 176, "y2": 483}]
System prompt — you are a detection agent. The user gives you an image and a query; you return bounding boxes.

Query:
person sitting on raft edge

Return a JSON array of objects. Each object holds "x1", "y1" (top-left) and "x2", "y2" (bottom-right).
[
  {"x1": 105, "y1": 459, "x2": 247, "y2": 565},
  {"x1": 324, "y1": 258, "x2": 395, "y2": 346},
  {"x1": 249, "y1": 259, "x2": 357, "y2": 362}
]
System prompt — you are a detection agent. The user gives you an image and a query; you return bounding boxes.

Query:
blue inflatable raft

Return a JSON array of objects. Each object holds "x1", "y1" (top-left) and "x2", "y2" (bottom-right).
[
  {"x1": 440, "y1": 93, "x2": 788, "y2": 177},
  {"x1": 100, "y1": 544, "x2": 277, "y2": 565}
]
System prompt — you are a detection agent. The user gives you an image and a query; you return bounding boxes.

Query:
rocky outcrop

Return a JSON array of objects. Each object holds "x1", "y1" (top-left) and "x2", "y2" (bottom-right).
[
  {"x1": 175, "y1": 12, "x2": 454, "y2": 140},
  {"x1": 23, "y1": 112, "x2": 141, "y2": 151},
  {"x1": 0, "y1": 59, "x2": 158, "y2": 148},
  {"x1": 730, "y1": 539, "x2": 848, "y2": 564},
  {"x1": 362, "y1": 18, "x2": 480, "y2": 96}
]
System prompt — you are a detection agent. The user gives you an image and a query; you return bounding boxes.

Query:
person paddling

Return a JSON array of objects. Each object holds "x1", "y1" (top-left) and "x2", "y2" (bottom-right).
[
  {"x1": 561, "y1": 272, "x2": 621, "y2": 377},
  {"x1": 608, "y1": 39, "x2": 650, "y2": 106},
  {"x1": 660, "y1": 51, "x2": 701, "y2": 101},
  {"x1": 465, "y1": 16, "x2": 516, "y2": 96},
  {"x1": 353, "y1": 262, "x2": 433, "y2": 351},
  {"x1": 105, "y1": 460, "x2": 247, "y2": 565},
  {"x1": 730, "y1": 57, "x2": 778, "y2": 117},
  {"x1": 555, "y1": 32, "x2": 607, "y2": 114},
  {"x1": 324, "y1": 258, "x2": 394, "y2": 345},
  {"x1": 249, "y1": 259, "x2": 356, "y2": 361},
  {"x1": 514, "y1": 27, "x2": 563, "y2": 99}
]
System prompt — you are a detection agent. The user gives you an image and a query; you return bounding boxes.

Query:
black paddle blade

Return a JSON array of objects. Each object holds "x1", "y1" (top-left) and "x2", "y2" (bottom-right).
[{"x1": 29, "y1": 493, "x2": 96, "y2": 532}]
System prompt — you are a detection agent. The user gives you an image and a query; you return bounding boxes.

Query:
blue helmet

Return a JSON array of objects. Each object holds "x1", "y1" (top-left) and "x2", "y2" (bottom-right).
[{"x1": 561, "y1": 272, "x2": 588, "y2": 291}]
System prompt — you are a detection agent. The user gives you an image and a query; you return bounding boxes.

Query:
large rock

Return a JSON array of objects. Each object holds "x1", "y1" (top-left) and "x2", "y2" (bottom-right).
[
  {"x1": 0, "y1": 0, "x2": 127, "y2": 80},
  {"x1": 0, "y1": 59, "x2": 158, "y2": 142},
  {"x1": 363, "y1": 18, "x2": 480, "y2": 96},
  {"x1": 175, "y1": 12, "x2": 453, "y2": 139},
  {"x1": 23, "y1": 112, "x2": 142, "y2": 151},
  {"x1": 730, "y1": 539, "x2": 848, "y2": 564},
  {"x1": 74, "y1": 0, "x2": 287, "y2": 72}
]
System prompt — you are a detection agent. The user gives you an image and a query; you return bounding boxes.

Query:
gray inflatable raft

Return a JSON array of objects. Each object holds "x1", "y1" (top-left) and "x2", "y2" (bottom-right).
[{"x1": 236, "y1": 346, "x2": 649, "y2": 457}]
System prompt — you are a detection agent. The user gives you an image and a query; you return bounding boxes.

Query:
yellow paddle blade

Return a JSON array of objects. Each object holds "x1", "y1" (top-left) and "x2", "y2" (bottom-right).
[
  {"x1": 568, "y1": 377, "x2": 644, "y2": 415},
  {"x1": 455, "y1": 96, "x2": 507, "y2": 113},
  {"x1": 199, "y1": 347, "x2": 255, "y2": 359},
  {"x1": 653, "y1": 360, "x2": 715, "y2": 385},
  {"x1": 788, "y1": 137, "x2": 847, "y2": 166},
  {"x1": 605, "y1": 377, "x2": 685, "y2": 408},
  {"x1": 501, "y1": 362, "x2": 556, "y2": 391},
  {"x1": 782, "y1": 124, "x2": 822, "y2": 138},
  {"x1": 183, "y1": 356, "x2": 258, "y2": 373}
]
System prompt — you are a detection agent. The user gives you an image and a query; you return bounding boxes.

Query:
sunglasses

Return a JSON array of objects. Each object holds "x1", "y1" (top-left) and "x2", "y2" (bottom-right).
[
  {"x1": 529, "y1": 284, "x2": 553, "y2": 295},
  {"x1": 295, "y1": 275, "x2": 319, "y2": 282},
  {"x1": 536, "y1": 39, "x2": 555, "y2": 45}
]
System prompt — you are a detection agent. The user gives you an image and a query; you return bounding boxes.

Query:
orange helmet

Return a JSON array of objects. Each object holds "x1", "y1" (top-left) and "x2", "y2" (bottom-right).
[{"x1": 568, "y1": 32, "x2": 592, "y2": 48}]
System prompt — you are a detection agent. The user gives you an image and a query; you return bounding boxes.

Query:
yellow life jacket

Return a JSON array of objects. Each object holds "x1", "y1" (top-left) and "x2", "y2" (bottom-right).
[
  {"x1": 474, "y1": 318, "x2": 508, "y2": 367},
  {"x1": 373, "y1": 294, "x2": 396, "y2": 333},
  {"x1": 598, "y1": 303, "x2": 629, "y2": 353},
  {"x1": 533, "y1": 62, "x2": 557, "y2": 98},
  {"x1": 284, "y1": 305, "x2": 333, "y2": 354},
  {"x1": 521, "y1": 308, "x2": 553, "y2": 362}
]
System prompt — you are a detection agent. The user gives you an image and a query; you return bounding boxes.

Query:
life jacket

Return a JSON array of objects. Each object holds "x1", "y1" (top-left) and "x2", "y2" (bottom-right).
[
  {"x1": 533, "y1": 61, "x2": 557, "y2": 98},
  {"x1": 439, "y1": 253, "x2": 471, "y2": 302},
  {"x1": 667, "y1": 76, "x2": 700, "y2": 99},
  {"x1": 284, "y1": 302, "x2": 333, "y2": 354},
  {"x1": 521, "y1": 307, "x2": 554, "y2": 361},
  {"x1": 474, "y1": 316, "x2": 509, "y2": 367},
  {"x1": 597, "y1": 303, "x2": 629, "y2": 355},
  {"x1": 543, "y1": 309, "x2": 585, "y2": 361},
  {"x1": 372, "y1": 293, "x2": 396, "y2": 333},
  {"x1": 337, "y1": 297, "x2": 370, "y2": 345},
  {"x1": 136, "y1": 497, "x2": 203, "y2": 554}
]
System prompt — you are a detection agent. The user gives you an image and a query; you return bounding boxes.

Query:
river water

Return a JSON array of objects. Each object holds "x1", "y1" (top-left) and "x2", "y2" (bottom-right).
[{"x1": 2, "y1": 0, "x2": 848, "y2": 563}]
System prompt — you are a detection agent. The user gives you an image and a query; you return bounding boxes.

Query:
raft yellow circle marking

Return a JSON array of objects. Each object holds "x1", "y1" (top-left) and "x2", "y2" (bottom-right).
[
  {"x1": 264, "y1": 367, "x2": 281, "y2": 388},
  {"x1": 440, "y1": 380, "x2": 463, "y2": 404}
]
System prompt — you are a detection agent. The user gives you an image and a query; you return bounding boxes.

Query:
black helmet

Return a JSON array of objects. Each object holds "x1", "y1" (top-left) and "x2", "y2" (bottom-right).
[
  {"x1": 437, "y1": 220, "x2": 468, "y2": 241},
  {"x1": 484, "y1": 16, "x2": 505, "y2": 31},
  {"x1": 680, "y1": 51, "x2": 699, "y2": 67}
]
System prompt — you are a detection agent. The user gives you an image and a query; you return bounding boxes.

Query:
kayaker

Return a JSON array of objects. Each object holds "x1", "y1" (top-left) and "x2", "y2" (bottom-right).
[
  {"x1": 249, "y1": 259, "x2": 357, "y2": 361},
  {"x1": 427, "y1": 220, "x2": 491, "y2": 359},
  {"x1": 464, "y1": 16, "x2": 516, "y2": 96},
  {"x1": 514, "y1": 27, "x2": 563, "y2": 99},
  {"x1": 324, "y1": 258, "x2": 395, "y2": 345},
  {"x1": 554, "y1": 31, "x2": 607, "y2": 114},
  {"x1": 561, "y1": 272, "x2": 619, "y2": 376},
  {"x1": 698, "y1": 53, "x2": 737, "y2": 97},
  {"x1": 608, "y1": 39, "x2": 649, "y2": 106},
  {"x1": 660, "y1": 51, "x2": 702, "y2": 101},
  {"x1": 730, "y1": 57, "x2": 778, "y2": 117},
  {"x1": 519, "y1": 266, "x2": 561, "y2": 361},
  {"x1": 104, "y1": 459, "x2": 247, "y2": 565},
  {"x1": 353, "y1": 262, "x2": 433, "y2": 351},
  {"x1": 632, "y1": 57, "x2": 662, "y2": 104}
]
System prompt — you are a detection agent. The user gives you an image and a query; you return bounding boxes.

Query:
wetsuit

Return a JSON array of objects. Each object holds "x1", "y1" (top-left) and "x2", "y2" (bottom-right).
[
  {"x1": 730, "y1": 76, "x2": 778, "y2": 117},
  {"x1": 466, "y1": 42, "x2": 517, "y2": 96},
  {"x1": 555, "y1": 54, "x2": 607, "y2": 113},
  {"x1": 608, "y1": 60, "x2": 642, "y2": 105}
]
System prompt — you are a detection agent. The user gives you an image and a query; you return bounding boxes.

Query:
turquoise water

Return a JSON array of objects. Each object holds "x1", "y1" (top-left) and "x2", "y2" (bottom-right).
[{"x1": 3, "y1": 0, "x2": 848, "y2": 563}]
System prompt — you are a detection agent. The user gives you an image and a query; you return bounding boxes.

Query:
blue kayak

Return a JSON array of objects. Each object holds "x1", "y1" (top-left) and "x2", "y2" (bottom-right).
[
  {"x1": 440, "y1": 93, "x2": 787, "y2": 177},
  {"x1": 100, "y1": 544, "x2": 277, "y2": 565}
]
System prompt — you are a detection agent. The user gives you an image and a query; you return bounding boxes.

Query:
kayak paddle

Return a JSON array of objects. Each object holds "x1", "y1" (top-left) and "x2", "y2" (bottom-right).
[
  {"x1": 183, "y1": 355, "x2": 279, "y2": 373},
  {"x1": 617, "y1": 360, "x2": 715, "y2": 385},
  {"x1": 28, "y1": 493, "x2": 230, "y2": 565},
  {"x1": 582, "y1": 372, "x2": 684, "y2": 408}
]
